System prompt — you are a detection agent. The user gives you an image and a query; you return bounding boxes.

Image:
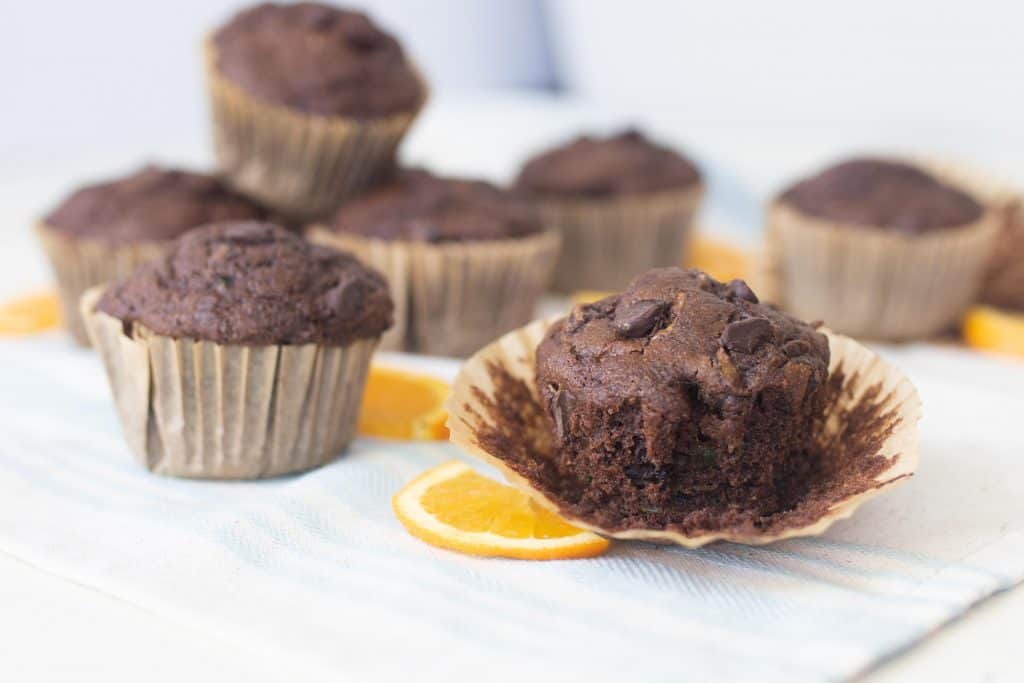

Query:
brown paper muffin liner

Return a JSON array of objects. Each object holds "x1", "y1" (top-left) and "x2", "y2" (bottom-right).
[
  {"x1": 80, "y1": 287, "x2": 377, "y2": 479},
  {"x1": 764, "y1": 161, "x2": 1001, "y2": 340},
  {"x1": 204, "y1": 40, "x2": 425, "y2": 221},
  {"x1": 532, "y1": 184, "x2": 703, "y2": 293},
  {"x1": 35, "y1": 222, "x2": 166, "y2": 346},
  {"x1": 308, "y1": 227, "x2": 561, "y2": 357},
  {"x1": 446, "y1": 318, "x2": 921, "y2": 548}
]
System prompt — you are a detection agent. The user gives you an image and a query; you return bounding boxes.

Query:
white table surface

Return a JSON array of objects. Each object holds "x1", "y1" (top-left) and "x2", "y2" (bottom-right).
[{"x1": 2, "y1": 90, "x2": 1023, "y2": 682}]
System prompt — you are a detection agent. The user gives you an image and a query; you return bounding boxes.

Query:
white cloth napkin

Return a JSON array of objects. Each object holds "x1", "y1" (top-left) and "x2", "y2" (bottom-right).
[{"x1": 1, "y1": 335, "x2": 1022, "y2": 682}]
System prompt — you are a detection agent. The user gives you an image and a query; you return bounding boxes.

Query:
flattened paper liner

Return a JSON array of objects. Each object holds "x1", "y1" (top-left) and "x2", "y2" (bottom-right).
[
  {"x1": 308, "y1": 227, "x2": 561, "y2": 357},
  {"x1": 80, "y1": 287, "x2": 377, "y2": 479},
  {"x1": 532, "y1": 184, "x2": 703, "y2": 293},
  {"x1": 764, "y1": 157, "x2": 1003, "y2": 340},
  {"x1": 204, "y1": 39, "x2": 426, "y2": 221},
  {"x1": 35, "y1": 222, "x2": 166, "y2": 346},
  {"x1": 446, "y1": 318, "x2": 921, "y2": 548}
]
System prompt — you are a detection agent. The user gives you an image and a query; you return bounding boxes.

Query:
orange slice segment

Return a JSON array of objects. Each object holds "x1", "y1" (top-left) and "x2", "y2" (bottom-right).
[
  {"x1": 0, "y1": 290, "x2": 60, "y2": 336},
  {"x1": 393, "y1": 461, "x2": 610, "y2": 560},
  {"x1": 963, "y1": 306, "x2": 1024, "y2": 358},
  {"x1": 685, "y1": 235, "x2": 751, "y2": 282},
  {"x1": 570, "y1": 290, "x2": 614, "y2": 306},
  {"x1": 358, "y1": 365, "x2": 450, "y2": 440}
]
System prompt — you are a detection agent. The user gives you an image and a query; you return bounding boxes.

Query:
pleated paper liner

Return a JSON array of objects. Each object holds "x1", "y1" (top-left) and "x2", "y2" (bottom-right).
[
  {"x1": 531, "y1": 184, "x2": 704, "y2": 293},
  {"x1": 307, "y1": 227, "x2": 561, "y2": 357},
  {"x1": 36, "y1": 222, "x2": 166, "y2": 346},
  {"x1": 204, "y1": 39, "x2": 427, "y2": 221},
  {"x1": 80, "y1": 287, "x2": 378, "y2": 479},
  {"x1": 764, "y1": 158, "x2": 1003, "y2": 341},
  {"x1": 446, "y1": 317, "x2": 921, "y2": 548}
]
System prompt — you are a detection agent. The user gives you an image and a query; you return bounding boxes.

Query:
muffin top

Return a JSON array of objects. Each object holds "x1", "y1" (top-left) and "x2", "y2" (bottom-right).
[
  {"x1": 44, "y1": 166, "x2": 267, "y2": 243},
  {"x1": 537, "y1": 268, "x2": 830, "y2": 441},
  {"x1": 328, "y1": 169, "x2": 542, "y2": 242},
  {"x1": 780, "y1": 158, "x2": 984, "y2": 234},
  {"x1": 212, "y1": 2, "x2": 424, "y2": 118},
  {"x1": 97, "y1": 221, "x2": 393, "y2": 345},
  {"x1": 515, "y1": 129, "x2": 701, "y2": 199}
]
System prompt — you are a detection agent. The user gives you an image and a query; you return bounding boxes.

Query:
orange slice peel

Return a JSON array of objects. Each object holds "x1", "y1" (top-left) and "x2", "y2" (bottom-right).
[
  {"x1": 358, "y1": 365, "x2": 450, "y2": 440},
  {"x1": 963, "y1": 306, "x2": 1024, "y2": 359},
  {"x1": 392, "y1": 461, "x2": 610, "y2": 560},
  {"x1": 0, "y1": 290, "x2": 60, "y2": 336}
]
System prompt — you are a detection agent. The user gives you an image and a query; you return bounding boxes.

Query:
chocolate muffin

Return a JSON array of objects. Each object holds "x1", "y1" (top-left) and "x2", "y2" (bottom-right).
[
  {"x1": 535, "y1": 268, "x2": 830, "y2": 530},
  {"x1": 206, "y1": 2, "x2": 427, "y2": 218},
  {"x1": 332, "y1": 169, "x2": 541, "y2": 242},
  {"x1": 766, "y1": 157, "x2": 998, "y2": 340},
  {"x1": 82, "y1": 222, "x2": 392, "y2": 479},
  {"x1": 36, "y1": 165, "x2": 267, "y2": 345},
  {"x1": 780, "y1": 159, "x2": 983, "y2": 234},
  {"x1": 308, "y1": 169, "x2": 559, "y2": 356},
  {"x1": 447, "y1": 267, "x2": 923, "y2": 546},
  {"x1": 981, "y1": 199, "x2": 1024, "y2": 312},
  {"x1": 514, "y1": 129, "x2": 704, "y2": 292}
]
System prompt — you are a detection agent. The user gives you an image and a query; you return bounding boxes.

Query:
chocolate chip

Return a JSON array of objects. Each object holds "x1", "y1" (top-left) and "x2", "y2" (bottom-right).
[
  {"x1": 725, "y1": 279, "x2": 759, "y2": 304},
  {"x1": 324, "y1": 279, "x2": 357, "y2": 314},
  {"x1": 613, "y1": 299, "x2": 668, "y2": 338},
  {"x1": 552, "y1": 388, "x2": 574, "y2": 440},
  {"x1": 721, "y1": 316, "x2": 771, "y2": 354},
  {"x1": 781, "y1": 339, "x2": 811, "y2": 357}
]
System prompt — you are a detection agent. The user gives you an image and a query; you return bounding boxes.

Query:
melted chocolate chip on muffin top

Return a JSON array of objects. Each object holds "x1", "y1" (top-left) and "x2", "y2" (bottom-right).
[
  {"x1": 534, "y1": 267, "x2": 830, "y2": 530},
  {"x1": 780, "y1": 158, "x2": 983, "y2": 234},
  {"x1": 515, "y1": 129, "x2": 701, "y2": 199},
  {"x1": 97, "y1": 221, "x2": 393, "y2": 345},
  {"x1": 44, "y1": 165, "x2": 267, "y2": 243},
  {"x1": 329, "y1": 169, "x2": 542, "y2": 242},
  {"x1": 212, "y1": 2, "x2": 424, "y2": 118}
]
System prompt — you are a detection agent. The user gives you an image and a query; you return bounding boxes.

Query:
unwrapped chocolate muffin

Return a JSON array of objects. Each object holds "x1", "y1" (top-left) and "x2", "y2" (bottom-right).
[
  {"x1": 515, "y1": 129, "x2": 704, "y2": 292},
  {"x1": 205, "y1": 2, "x2": 427, "y2": 219},
  {"x1": 766, "y1": 158, "x2": 999, "y2": 340},
  {"x1": 308, "y1": 169, "x2": 560, "y2": 356},
  {"x1": 81, "y1": 221, "x2": 392, "y2": 478},
  {"x1": 36, "y1": 165, "x2": 268, "y2": 345},
  {"x1": 448, "y1": 268, "x2": 921, "y2": 546}
]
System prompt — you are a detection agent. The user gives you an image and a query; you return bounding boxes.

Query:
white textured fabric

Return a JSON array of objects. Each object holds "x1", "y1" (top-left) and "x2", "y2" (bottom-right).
[{"x1": 0, "y1": 334, "x2": 1022, "y2": 682}]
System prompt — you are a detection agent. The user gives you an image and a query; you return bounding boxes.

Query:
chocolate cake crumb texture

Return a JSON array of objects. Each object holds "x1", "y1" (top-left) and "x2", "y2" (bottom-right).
[{"x1": 97, "y1": 221, "x2": 393, "y2": 346}]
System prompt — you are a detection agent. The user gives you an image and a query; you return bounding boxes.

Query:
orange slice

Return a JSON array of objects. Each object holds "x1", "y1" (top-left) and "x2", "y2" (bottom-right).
[
  {"x1": 358, "y1": 365, "x2": 450, "y2": 440},
  {"x1": 570, "y1": 290, "x2": 613, "y2": 306},
  {"x1": 963, "y1": 306, "x2": 1024, "y2": 358},
  {"x1": 393, "y1": 461, "x2": 610, "y2": 560},
  {"x1": 0, "y1": 290, "x2": 60, "y2": 336},
  {"x1": 685, "y1": 235, "x2": 751, "y2": 282}
]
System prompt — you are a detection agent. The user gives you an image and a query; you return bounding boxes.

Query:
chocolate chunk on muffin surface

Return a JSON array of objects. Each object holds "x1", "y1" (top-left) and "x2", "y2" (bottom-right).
[
  {"x1": 534, "y1": 267, "x2": 830, "y2": 531},
  {"x1": 97, "y1": 221, "x2": 392, "y2": 345},
  {"x1": 515, "y1": 129, "x2": 701, "y2": 198},
  {"x1": 781, "y1": 158, "x2": 983, "y2": 234},
  {"x1": 212, "y1": 2, "x2": 424, "y2": 118},
  {"x1": 330, "y1": 169, "x2": 542, "y2": 242},
  {"x1": 44, "y1": 165, "x2": 267, "y2": 243}
]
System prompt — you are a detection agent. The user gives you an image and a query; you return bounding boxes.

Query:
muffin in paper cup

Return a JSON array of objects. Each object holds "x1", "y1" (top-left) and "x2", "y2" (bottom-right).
[
  {"x1": 534, "y1": 185, "x2": 704, "y2": 293},
  {"x1": 80, "y1": 222, "x2": 392, "y2": 479},
  {"x1": 308, "y1": 227, "x2": 561, "y2": 357},
  {"x1": 36, "y1": 224, "x2": 165, "y2": 345},
  {"x1": 765, "y1": 158, "x2": 1001, "y2": 340},
  {"x1": 982, "y1": 200, "x2": 1024, "y2": 311},
  {"x1": 203, "y1": 3, "x2": 428, "y2": 221},
  {"x1": 446, "y1": 316, "x2": 921, "y2": 548}
]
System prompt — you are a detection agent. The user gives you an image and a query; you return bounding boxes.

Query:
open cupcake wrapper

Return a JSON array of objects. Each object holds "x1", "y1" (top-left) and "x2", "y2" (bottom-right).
[
  {"x1": 35, "y1": 222, "x2": 167, "y2": 346},
  {"x1": 203, "y1": 39, "x2": 427, "y2": 221},
  {"x1": 80, "y1": 286, "x2": 378, "y2": 479},
  {"x1": 763, "y1": 157, "x2": 1003, "y2": 340},
  {"x1": 446, "y1": 317, "x2": 922, "y2": 548},
  {"x1": 307, "y1": 227, "x2": 561, "y2": 357},
  {"x1": 533, "y1": 184, "x2": 705, "y2": 293}
]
